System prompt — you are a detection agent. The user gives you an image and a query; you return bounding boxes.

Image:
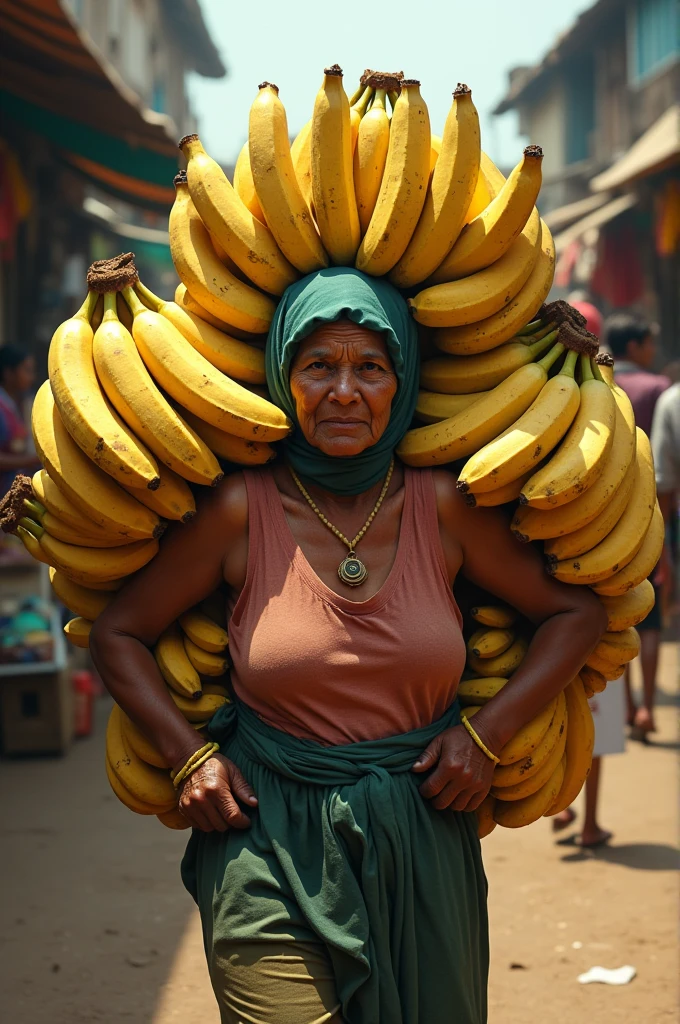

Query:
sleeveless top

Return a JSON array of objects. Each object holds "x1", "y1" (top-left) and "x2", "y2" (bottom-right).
[{"x1": 228, "y1": 466, "x2": 466, "y2": 746}]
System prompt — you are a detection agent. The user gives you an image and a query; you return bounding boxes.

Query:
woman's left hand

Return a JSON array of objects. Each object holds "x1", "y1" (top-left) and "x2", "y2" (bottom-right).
[{"x1": 412, "y1": 726, "x2": 496, "y2": 811}]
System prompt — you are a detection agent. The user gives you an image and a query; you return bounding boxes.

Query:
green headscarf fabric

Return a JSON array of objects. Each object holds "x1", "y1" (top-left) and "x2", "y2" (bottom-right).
[{"x1": 265, "y1": 267, "x2": 419, "y2": 496}]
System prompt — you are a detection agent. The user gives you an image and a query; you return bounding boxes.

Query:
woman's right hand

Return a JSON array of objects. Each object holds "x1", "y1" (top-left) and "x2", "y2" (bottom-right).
[{"x1": 178, "y1": 754, "x2": 257, "y2": 832}]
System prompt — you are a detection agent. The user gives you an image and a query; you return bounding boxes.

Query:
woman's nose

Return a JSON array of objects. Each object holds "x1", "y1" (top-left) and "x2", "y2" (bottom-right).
[{"x1": 329, "y1": 370, "x2": 360, "y2": 404}]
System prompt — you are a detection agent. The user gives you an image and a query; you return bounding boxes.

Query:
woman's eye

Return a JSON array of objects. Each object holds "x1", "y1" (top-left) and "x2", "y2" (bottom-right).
[
  {"x1": 362, "y1": 362, "x2": 381, "y2": 371},
  {"x1": 307, "y1": 361, "x2": 327, "y2": 370}
]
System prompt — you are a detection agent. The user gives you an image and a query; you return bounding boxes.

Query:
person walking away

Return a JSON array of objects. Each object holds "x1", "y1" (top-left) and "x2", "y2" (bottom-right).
[
  {"x1": 606, "y1": 314, "x2": 670, "y2": 738},
  {"x1": 651, "y1": 381, "x2": 680, "y2": 636}
]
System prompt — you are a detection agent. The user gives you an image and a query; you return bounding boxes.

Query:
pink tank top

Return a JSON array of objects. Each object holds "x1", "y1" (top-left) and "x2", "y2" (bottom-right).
[{"x1": 228, "y1": 467, "x2": 466, "y2": 746}]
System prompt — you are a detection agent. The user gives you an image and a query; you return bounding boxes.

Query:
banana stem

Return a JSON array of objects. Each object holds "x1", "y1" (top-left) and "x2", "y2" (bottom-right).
[
  {"x1": 579, "y1": 354, "x2": 594, "y2": 381},
  {"x1": 516, "y1": 318, "x2": 544, "y2": 336},
  {"x1": 518, "y1": 321, "x2": 557, "y2": 344},
  {"x1": 19, "y1": 516, "x2": 43, "y2": 538},
  {"x1": 77, "y1": 290, "x2": 100, "y2": 324},
  {"x1": 348, "y1": 82, "x2": 364, "y2": 105},
  {"x1": 528, "y1": 330, "x2": 560, "y2": 360},
  {"x1": 388, "y1": 90, "x2": 399, "y2": 111},
  {"x1": 590, "y1": 358, "x2": 606, "y2": 383},
  {"x1": 122, "y1": 285, "x2": 145, "y2": 317},
  {"x1": 372, "y1": 88, "x2": 387, "y2": 111},
  {"x1": 134, "y1": 279, "x2": 163, "y2": 312},
  {"x1": 560, "y1": 349, "x2": 579, "y2": 378},
  {"x1": 23, "y1": 498, "x2": 45, "y2": 520},
  {"x1": 102, "y1": 291, "x2": 119, "y2": 323},
  {"x1": 536, "y1": 340, "x2": 565, "y2": 372},
  {"x1": 352, "y1": 85, "x2": 373, "y2": 114}
]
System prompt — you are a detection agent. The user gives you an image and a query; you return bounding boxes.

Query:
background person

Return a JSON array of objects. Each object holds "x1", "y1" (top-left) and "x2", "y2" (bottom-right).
[
  {"x1": 0, "y1": 345, "x2": 40, "y2": 497},
  {"x1": 651, "y1": 381, "x2": 680, "y2": 626}
]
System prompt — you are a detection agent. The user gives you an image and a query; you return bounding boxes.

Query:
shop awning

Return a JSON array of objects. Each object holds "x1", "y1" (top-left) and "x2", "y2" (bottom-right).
[
  {"x1": 554, "y1": 193, "x2": 637, "y2": 254},
  {"x1": 543, "y1": 193, "x2": 611, "y2": 232},
  {"x1": 590, "y1": 105, "x2": 680, "y2": 193}
]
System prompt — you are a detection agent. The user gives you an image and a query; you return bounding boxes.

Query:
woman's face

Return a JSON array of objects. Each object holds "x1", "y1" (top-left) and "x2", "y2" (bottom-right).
[{"x1": 289, "y1": 320, "x2": 398, "y2": 458}]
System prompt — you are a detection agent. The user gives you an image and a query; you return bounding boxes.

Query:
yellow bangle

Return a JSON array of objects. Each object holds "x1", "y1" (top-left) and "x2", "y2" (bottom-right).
[
  {"x1": 172, "y1": 742, "x2": 220, "y2": 788},
  {"x1": 461, "y1": 715, "x2": 500, "y2": 764}
]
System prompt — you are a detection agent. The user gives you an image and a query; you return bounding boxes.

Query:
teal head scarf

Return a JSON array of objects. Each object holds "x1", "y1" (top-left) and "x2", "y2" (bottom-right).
[{"x1": 265, "y1": 268, "x2": 419, "y2": 496}]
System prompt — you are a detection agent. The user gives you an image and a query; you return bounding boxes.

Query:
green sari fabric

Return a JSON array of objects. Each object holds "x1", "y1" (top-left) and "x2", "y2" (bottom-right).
[{"x1": 182, "y1": 699, "x2": 489, "y2": 1024}]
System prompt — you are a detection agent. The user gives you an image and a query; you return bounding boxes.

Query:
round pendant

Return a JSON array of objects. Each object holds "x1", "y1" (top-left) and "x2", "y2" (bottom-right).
[{"x1": 338, "y1": 553, "x2": 368, "y2": 587}]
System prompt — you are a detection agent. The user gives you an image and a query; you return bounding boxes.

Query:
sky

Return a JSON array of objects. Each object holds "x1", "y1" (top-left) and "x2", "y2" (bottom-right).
[{"x1": 188, "y1": 0, "x2": 593, "y2": 171}]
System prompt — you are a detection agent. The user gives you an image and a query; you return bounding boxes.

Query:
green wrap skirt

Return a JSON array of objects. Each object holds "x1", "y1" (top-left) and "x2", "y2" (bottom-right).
[{"x1": 181, "y1": 700, "x2": 488, "y2": 1024}]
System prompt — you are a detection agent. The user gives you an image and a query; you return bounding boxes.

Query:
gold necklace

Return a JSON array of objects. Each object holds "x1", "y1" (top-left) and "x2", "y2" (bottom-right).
[{"x1": 289, "y1": 458, "x2": 395, "y2": 587}]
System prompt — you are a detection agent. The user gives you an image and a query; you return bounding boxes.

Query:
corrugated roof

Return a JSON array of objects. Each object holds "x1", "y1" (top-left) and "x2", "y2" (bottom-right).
[
  {"x1": 161, "y1": 0, "x2": 226, "y2": 79},
  {"x1": 590, "y1": 105, "x2": 680, "y2": 191}
]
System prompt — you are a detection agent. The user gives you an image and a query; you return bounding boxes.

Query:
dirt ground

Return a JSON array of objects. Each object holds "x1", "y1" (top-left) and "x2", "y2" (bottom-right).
[{"x1": 1, "y1": 645, "x2": 677, "y2": 1024}]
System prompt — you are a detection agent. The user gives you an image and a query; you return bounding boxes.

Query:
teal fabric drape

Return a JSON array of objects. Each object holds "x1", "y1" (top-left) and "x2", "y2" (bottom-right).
[
  {"x1": 182, "y1": 699, "x2": 489, "y2": 1024},
  {"x1": 265, "y1": 267, "x2": 420, "y2": 496}
]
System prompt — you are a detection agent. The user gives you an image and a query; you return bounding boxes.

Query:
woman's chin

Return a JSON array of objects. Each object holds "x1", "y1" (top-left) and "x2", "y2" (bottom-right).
[{"x1": 311, "y1": 435, "x2": 375, "y2": 459}]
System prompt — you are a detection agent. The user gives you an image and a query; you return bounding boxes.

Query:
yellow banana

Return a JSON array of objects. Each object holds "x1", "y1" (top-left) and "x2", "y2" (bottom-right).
[
  {"x1": 476, "y1": 794, "x2": 497, "y2": 838},
  {"x1": 94, "y1": 293, "x2": 223, "y2": 487},
  {"x1": 119, "y1": 712, "x2": 170, "y2": 770},
  {"x1": 233, "y1": 140, "x2": 265, "y2": 223},
  {"x1": 155, "y1": 627, "x2": 202, "y2": 700},
  {"x1": 202, "y1": 681, "x2": 230, "y2": 699},
  {"x1": 544, "y1": 453, "x2": 636, "y2": 561},
  {"x1": 598, "y1": 580, "x2": 656, "y2": 631},
  {"x1": 458, "y1": 350, "x2": 581, "y2": 495},
  {"x1": 463, "y1": 151, "x2": 505, "y2": 223},
  {"x1": 466, "y1": 637, "x2": 527, "y2": 678},
  {"x1": 349, "y1": 85, "x2": 372, "y2": 152},
  {"x1": 136, "y1": 281, "x2": 265, "y2": 386},
  {"x1": 598, "y1": 627, "x2": 641, "y2": 662},
  {"x1": 353, "y1": 89, "x2": 391, "y2": 235},
  {"x1": 63, "y1": 616, "x2": 92, "y2": 648},
  {"x1": 464, "y1": 469, "x2": 535, "y2": 507},
  {"x1": 173, "y1": 282, "x2": 264, "y2": 341},
  {"x1": 492, "y1": 692, "x2": 566, "y2": 789},
  {"x1": 389, "y1": 84, "x2": 480, "y2": 288},
  {"x1": 467, "y1": 628, "x2": 514, "y2": 659},
  {"x1": 37, "y1": 511, "x2": 133, "y2": 549},
  {"x1": 498, "y1": 696, "x2": 557, "y2": 766},
  {"x1": 290, "y1": 120, "x2": 314, "y2": 215},
  {"x1": 520, "y1": 357, "x2": 616, "y2": 509},
  {"x1": 414, "y1": 390, "x2": 488, "y2": 424},
  {"x1": 400, "y1": 338, "x2": 562, "y2": 465},
  {"x1": 311, "y1": 66, "x2": 360, "y2": 265},
  {"x1": 420, "y1": 330, "x2": 556, "y2": 395},
  {"x1": 432, "y1": 221, "x2": 556, "y2": 354},
  {"x1": 583, "y1": 654, "x2": 626, "y2": 680},
  {"x1": 17, "y1": 526, "x2": 50, "y2": 565},
  {"x1": 124, "y1": 286, "x2": 290, "y2": 443},
  {"x1": 178, "y1": 608, "x2": 228, "y2": 653},
  {"x1": 49, "y1": 568, "x2": 112, "y2": 621},
  {"x1": 545, "y1": 677, "x2": 594, "y2": 815},
  {"x1": 25, "y1": 518, "x2": 158, "y2": 584},
  {"x1": 494, "y1": 755, "x2": 565, "y2": 827},
  {"x1": 591, "y1": 502, "x2": 664, "y2": 596},
  {"x1": 457, "y1": 676, "x2": 508, "y2": 706},
  {"x1": 105, "y1": 755, "x2": 158, "y2": 815},
  {"x1": 580, "y1": 665, "x2": 607, "y2": 695},
  {"x1": 28, "y1": 483, "x2": 126, "y2": 547},
  {"x1": 460, "y1": 705, "x2": 482, "y2": 720},
  {"x1": 492, "y1": 698, "x2": 567, "y2": 800},
  {"x1": 32, "y1": 469, "x2": 98, "y2": 533},
  {"x1": 106, "y1": 704, "x2": 176, "y2": 812},
  {"x1": 48, "y1": 292, "x2": 160, "y2": 490},
  {"x1": 549, "y1": 429, "x2": 655, "y2": 585},
  {"x1": 157, "y1": 808, "x2": 191, "y2": 829},
  {"x1": 32, "y1": 382, "x2": 162, "y2": 540},
  {"x1": 408, "y1": 208, "x2": 541, "y2": 328},
  {"x1": 356, "y1": 79, "x2": 431, "y2": 275},
  {"x1": 169, "y1": 174, "x2": 278, "y2": 333},
  {"x1": 184, "y1": 636, "x2": 228, "y2": 677},
  {"x1": 511, "y1": 382, "x2": 636, "y2": 540},
  {"x1": 432, "y1": 146, "x2": 542, "y2": 282},
  {"x1": 169, "y1": 689, "x2": 228, "y2": 723},
  {"x1": 179, "y1": 408, "x2": 275, "y2": 466},
  {"x1": 179, "y1": 135, "x2": 297, "y2": 296},
  {"x1": 470, "y1": 605, "x2": 517, "y2": 628},
  {"x1": 122, "y1": 462, "x2": 196, "y2": 523},
  {"x1": 249, "y1": 82, "x2": 328, "y2": 273}
]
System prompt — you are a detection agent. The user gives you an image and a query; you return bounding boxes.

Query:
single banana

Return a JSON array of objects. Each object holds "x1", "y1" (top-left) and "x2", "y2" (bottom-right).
[
  {"x1": 476, "y1": 794, "x2": 497, "y2": 838},
  {"x1": 179, "y1": 135, "x2": 297, "y2": 296},
  {"x1": 545, "y1": 677, "x2": 594, "y2": 816},
  {"x1": 349, "y1": 85, "x2": 372, "y2": 152},
  {"x1": 94, "y1": 293, "x2": 223, "y2": 487},
  {"x1": 464, "y1": 151, "x2": 506, "y2": 222},
  {"x1": 202, "y1": 681, "x2": 230, "y2": 699},
  {"x1": 457, "y1": 676, "x2": 508, "y2": 706},
  {"x1": 511, "y1": 382, "x2": 636, "y2": 541},
  {"x1": 178, "y1": 608, "x2": 228, "y2": 653},
  {"x1": 520, "y1": 357, "x2": 616, "y2": 509},
  {"x1": 157, "y1": 808, "x2": 191, "y2": 830},
  {"x1": 470, "y1": 605, "x2": 517, "y2": 628},
  {"x1": 232, "y1": 140, "x2": 265, "y2": 222},
  {"x1": 249, "y1": 82, "x2": 328, "y2": 273},
  {"x1": 106, "y1": 704, "x2": 176, "y2": 812},
  {"x1": 27, "y1": 484, "x2": 126, "y2": 546},
  {"x1": 466, "y1": 636, "x2": 527, "y2": 678},
  {"x1": 155, "y1": 627, "x2": 202, "y2": 700},
  {"x1": 311, "y1": 65, "x2": 360, "y2": 265},
  {"x1": 414, "y1": 390, "x2": 488, "y2": 424},
  {"x1": 179, "y1": 408, "x2": 275, "y2": 466},
  {"x1": 492, "y1": 692, "x2": 566, "y2": 789},
  {"x1": 494, "y1": 756, "x2": 565, "y2": 828},
  {"x1": 597, "y1": 580, "x2": 656, "y2": 631},
  {"x1": 356, "y1": 79, "x2": 431, "y2": 275},
  {"x1": 408, "y1": 207, "x2": 541, "y2": 328},
  {"x1": 169, "y1": 689, "x2": 228, "y2": 723},
  {"x1": 48, "y1": 291, "x2": 160, "y2": 490},
  {"x1": 63, "y1": 616, "x2": 92, "y2": 648},
  {"x1": 498, "y1": 696, "x2": 557, "y2": 766},
  {"x1": 591, "y1": 502, "x2": 664, "y2": 597},
  {"x1": 49, "y1": 568, "x2": 112, "y2": 621},
  {"x1": 491, "y1": 700, "x2": 567, "y2": 800},
  {"x1": 458, "y1": 350, "x2": 581, "y2": 495},
  {"x1": 32, "y1": 469, "x2": 99, "y2": 533},
  {"x1": 463, "y1": 468, "x2": 536, "y2": 507},
  {"x1": 432, "y1": 146, "x2": 542, "y2": 282},
  {"x1": 105, "y1": 755, "x2": 158, "y2": 815},
  {"x1": 419, "y1": 330, "x2": 556, "y2": 395},
  {"x1": 169, "y1": 174, "x2": 278, "y2": 333},
  {"x1": 598, "y1": 627, "x2": 641, "y2": 662},
  {"x1": 389, "y1": 84, "x2": 480, "y2": 288},
  {"x1": 124, "y1": 286, "x2": 290, "y2": 442},
  {"x1": 580, "y1": 665, "x2": 607, "y2": 695},
  {"x1": 432, "y1": 220, "x2": 555, "y2": 354},
  {"x1": 543, "y1": 453, "x2": 636, "y2": 562},
  {"x1": 353, "y1": 89, "x2": 390, "y2": 235},
  {"x1": 24, "y1": 518, "x2": 158, "y2": 584},
  {"x1": 32, "y1": 381, "x2": 162, "y2": 540},
  {"x1": 121, "y1": 462, "x2": 196, "y2": 523},
  {"x1": 400, "y1": 338, "x2": 562, "y2": 465},
  {"x1": 583, "y1": 654, "x2": 626, "y2": 681},
  {"x1": 173, "y1": 282, "x2": 264, "y2": 341},
  {"x1": 119, "y1": 711, "x2": 169, "y2": 770},
  {"x1": 136, "y1": 281, "x2": 266, "y2": 385},
  {"x1": 290, "y1": 119, "x2": 314, "y2": 215},
  {"x1": 37, "y1": 511, "x2": 133, "y2": 549},
  {"x1": 184, "y1": 636, "x2": 228, "y2": 677},
  {"x1": 549, "y1": 429, "x2": 655, "y2": 585},
  {"x1": 467, "y1": 628, "x2": 514, "y2": 659},
  {"x1": 17, "y1": 526, "x2": 50, "y2": 565}
]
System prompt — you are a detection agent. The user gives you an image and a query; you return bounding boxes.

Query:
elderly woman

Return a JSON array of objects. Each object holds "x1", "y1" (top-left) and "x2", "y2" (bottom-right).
[{"x1": 91, "y1": 269, "x2": 606, "y2": 1024}]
